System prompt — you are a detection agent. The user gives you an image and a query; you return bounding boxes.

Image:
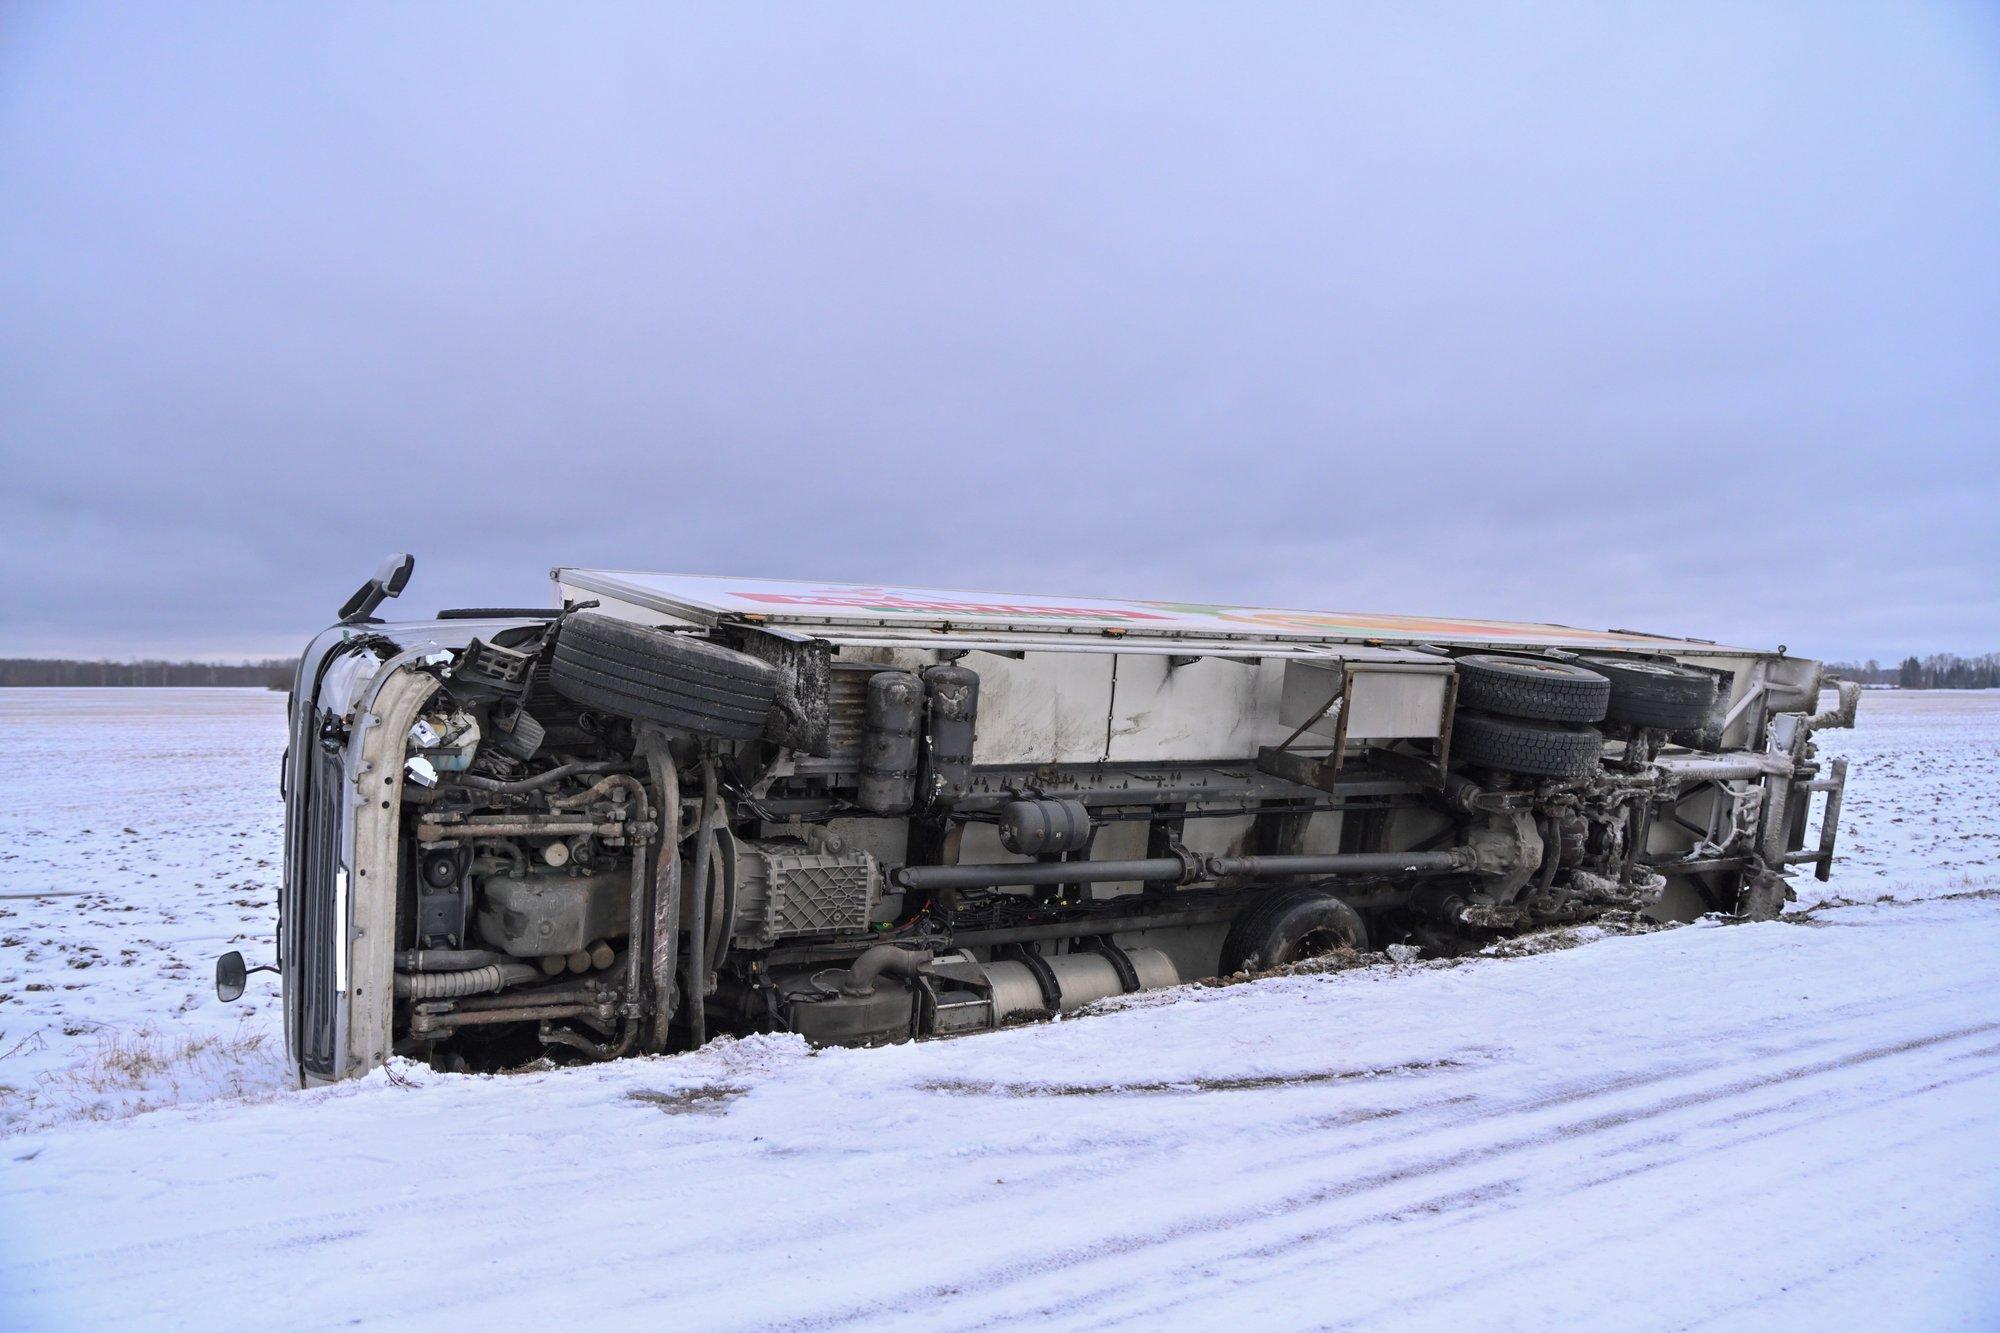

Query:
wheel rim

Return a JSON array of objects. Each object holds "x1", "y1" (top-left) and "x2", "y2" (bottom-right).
[{"x1": 1278, "y1": 925, "x2": 1356, "y2": 966}]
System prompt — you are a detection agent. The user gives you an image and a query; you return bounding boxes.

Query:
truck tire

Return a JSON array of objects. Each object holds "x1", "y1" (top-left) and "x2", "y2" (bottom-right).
[
  {"x1": 1219, "y1": 886, "x2": 1370, "y2": 974},
  {"x1": 1575, "y1": 656, "x2": 1718, "y2": 729},
  {"x1": 1452, "y1": 654, "x2": 1610, "y2": 723},
  {"x1": 549, "y1": 613, "x2": 780, "y2": 740},
  {"x1": 1451, "y1": 711, "x2": 1602, "y2": 780}
]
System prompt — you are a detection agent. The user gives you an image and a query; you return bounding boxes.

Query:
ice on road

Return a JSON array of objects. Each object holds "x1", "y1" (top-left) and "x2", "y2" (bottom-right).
[{"x1": 1, "y1": 689, "x2": 1996, "y2": 1329}]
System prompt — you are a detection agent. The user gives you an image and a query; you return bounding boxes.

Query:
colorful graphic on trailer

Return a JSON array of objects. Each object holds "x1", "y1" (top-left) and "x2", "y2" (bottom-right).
[{"x1": 562, "y1": 571, "x2": 1742, "y2": 651}]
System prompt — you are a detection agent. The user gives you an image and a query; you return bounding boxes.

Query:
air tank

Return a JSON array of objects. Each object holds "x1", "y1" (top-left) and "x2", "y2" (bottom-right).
[
  {"x1": 920, "y1": 662, "x2": 980, "y2": 808},
  {"x1": 858, "y1": 670, "x2": 923, "y2": 814},
  {"x1": 997, "y1": 798, "x2": 1092, "y2": 855}
]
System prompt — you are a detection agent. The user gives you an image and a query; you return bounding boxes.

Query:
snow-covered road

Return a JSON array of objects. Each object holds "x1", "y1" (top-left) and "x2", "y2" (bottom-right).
[
  {"x1": 4, "y1": 894, "x2": 1995, "y2": 1330},
  {"x1": 1, "y1": 689, "x2": 1996, "y2": 1329}
]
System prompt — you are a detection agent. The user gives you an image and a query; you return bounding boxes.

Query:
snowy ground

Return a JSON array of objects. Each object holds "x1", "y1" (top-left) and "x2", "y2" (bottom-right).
[
  {"x1": 1, "y1": 687, "x2": 1996, "y2": 1329},
  {"x1": 0, "y1": 690, "x2": 290, "y2": 1130}
]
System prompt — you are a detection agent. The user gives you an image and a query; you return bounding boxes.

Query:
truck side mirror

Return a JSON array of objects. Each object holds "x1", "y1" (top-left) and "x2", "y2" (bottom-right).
[
  {"x1": 215, "y1": 951, "x2": 247, "y2": 1003},
  {"x1": 338, "y1": 553, "x2": 416, "y2": 624},
  {"x1": 214, "y1": 951, "x2": 276, "y2": 1003}
]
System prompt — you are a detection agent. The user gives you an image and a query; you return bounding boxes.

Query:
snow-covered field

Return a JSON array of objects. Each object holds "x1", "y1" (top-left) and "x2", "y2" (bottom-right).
[
  {"x1": 1, "y1": 687, "x2": 1996, "y2": 1329},
  {"x1": 0, "y1": 689, "x2": 290, "y2": 1130}
]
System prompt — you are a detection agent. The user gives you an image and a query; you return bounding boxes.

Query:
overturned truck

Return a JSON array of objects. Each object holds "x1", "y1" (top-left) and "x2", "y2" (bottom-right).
[{"x1": 238, "y1": 560, "x2": 1859, "y2": 1085}]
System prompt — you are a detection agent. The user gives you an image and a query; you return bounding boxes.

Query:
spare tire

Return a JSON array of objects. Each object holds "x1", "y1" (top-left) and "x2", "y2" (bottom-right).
[
  {"x1": 1451, "y1": 710, "x2": 1602, "y2": 781},
  {"x1": 549, "y1": 613, "x2": 780, "y2": 740},
  {"x1": 1574, "y1": 656, "x2": 1718, "y2": 730},
  {"x1": 1219, "y1": 886, "x2": 1370, "y2": 974},
  {"x1": 1453, "y1": 654, "x2": 1610, "y2": 723}
]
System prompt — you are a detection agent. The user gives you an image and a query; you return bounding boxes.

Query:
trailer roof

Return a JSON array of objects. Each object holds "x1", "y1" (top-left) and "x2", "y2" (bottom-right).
[{"x1": 552, "y1": 569, "x2": 1766, "y2": 656}]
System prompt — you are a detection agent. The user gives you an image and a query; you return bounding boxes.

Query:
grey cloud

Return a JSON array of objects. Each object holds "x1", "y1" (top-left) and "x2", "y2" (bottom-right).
[{"x1": 2, "y1": 3, "x2": 1996, "y2": 661}]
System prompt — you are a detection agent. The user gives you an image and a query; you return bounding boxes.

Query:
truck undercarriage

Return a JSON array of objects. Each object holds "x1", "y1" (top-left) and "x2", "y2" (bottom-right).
[{"x1": 259, "y1": 564, "x2": 1857, "y2": 1084}]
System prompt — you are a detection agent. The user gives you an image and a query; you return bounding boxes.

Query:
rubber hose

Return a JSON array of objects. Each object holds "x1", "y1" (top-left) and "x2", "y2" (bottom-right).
[
  {"x1": 452, "y1": 761, "x2": 619, "y2": 794},
  {"x1": 393, "y1": 962, "x2": 540, "y2": 999}
]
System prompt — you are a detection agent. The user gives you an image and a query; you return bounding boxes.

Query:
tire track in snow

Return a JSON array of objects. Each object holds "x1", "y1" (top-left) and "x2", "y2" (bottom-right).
[
  {"x1": 1320, "y1": 1080, "x2": 2000, "y2": 1330},
  {"x1": 766, "y1": 1019, "x2": 2000, "y2": 1330},
  {"x1": 11, "y1": 983, "x2": 1993, "y2": 1323},
  {"x1": 1081, "y1": 1044, "x2": 2000, "y2": 1329},
  {"x1": 551, "y1": 972, "x2": 2000, "y2": 1324}
]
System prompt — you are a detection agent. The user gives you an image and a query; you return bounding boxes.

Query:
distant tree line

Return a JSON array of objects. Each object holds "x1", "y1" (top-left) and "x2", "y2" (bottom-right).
[
  {"x1": 1825, "y1": 653, "x2": 2000, "y2": 690},
  {"x1": 0, "y1": 658, "x2": 294, "y2": 688}
]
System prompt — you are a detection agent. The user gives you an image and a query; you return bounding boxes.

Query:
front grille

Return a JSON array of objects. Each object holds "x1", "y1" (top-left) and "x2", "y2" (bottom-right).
[{"x1": 296, "y1": 746, "x2": 344, "y2": 1079}]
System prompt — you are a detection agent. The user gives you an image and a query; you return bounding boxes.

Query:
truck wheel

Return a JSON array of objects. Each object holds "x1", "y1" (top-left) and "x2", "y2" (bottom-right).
[
  {"x1": 1219, "y1": 886, "x2": 1370, "y2": 974},
  {"x1": 1452, "y1": 654, "x2": 1610, "y2": 723},
  {"x1": 549, "y1": 613, "x2": 780, "y2": 740},
  {"x1": 1574, "y1": 656, "x2": 1718, "y2": 729},
  {"x1": 1451, "y1": 711, "x2": 1602, "y2": 780}
]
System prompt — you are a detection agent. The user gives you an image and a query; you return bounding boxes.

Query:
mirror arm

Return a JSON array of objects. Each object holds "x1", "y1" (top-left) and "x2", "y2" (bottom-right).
[{"x1": 338, "y1": 553, "x2": 416, "y2": 624}]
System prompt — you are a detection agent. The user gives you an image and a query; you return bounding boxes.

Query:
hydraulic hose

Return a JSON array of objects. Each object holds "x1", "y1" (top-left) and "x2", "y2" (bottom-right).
[{"x1": 550, "y1": 773, "x2": 650, "y2": 813}]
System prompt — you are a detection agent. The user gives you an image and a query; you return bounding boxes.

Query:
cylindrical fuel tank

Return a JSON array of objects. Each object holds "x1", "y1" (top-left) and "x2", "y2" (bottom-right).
[
  {"x1": 920, "y1": 663, "x2": 979, "y2": 807},
  {"x1": 858, "y1": 670, "x2": 923, "y2": 814}
]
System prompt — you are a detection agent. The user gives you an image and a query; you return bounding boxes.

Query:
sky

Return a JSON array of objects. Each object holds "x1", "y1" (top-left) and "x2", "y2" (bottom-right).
[{"x1": 2, "y1": 3, "x2": 1996, "y2": 663}]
